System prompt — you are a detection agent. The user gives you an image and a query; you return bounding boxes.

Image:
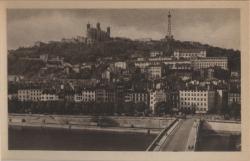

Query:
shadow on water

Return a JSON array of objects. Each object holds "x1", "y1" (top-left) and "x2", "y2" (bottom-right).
[{"x1": 196, "y1": 121, "x2": 241, "y2": 151}]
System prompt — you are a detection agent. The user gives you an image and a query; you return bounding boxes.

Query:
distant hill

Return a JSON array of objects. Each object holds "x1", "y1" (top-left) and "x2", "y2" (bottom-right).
[{"x1": 8, "y1": 38, "x2": 240, "y2": 77}]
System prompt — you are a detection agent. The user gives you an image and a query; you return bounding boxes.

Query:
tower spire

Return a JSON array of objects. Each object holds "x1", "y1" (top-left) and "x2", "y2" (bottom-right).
[
  {"x1": 166, "y1": 10, "x2": 173, "y2": 40},
  {"x1": 168, "y1": 11, "x2": 172, "y2": 37}
]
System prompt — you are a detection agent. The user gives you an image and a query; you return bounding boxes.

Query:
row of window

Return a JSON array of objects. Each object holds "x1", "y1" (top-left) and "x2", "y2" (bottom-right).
[
  {"x1": 180, "y1": 93, "x2": 207, "y2": 96},
  {"x1": 181, "y1": 107, "x2": 207, "y2": 111},
  {"x1": 180, "y1": 97, "x2": 207, "y2": 101},
  {"x1": 196, "y1": 63, "x2": 227, "y2": 66},
  {"x1": 180, "y1": 102, "x2": 207, "y2": 106},
  {"x1": 175, "y1": 53, "x2": 205, "y2": 57},
  {"x1": 41, "y1": 96, "x2": 58, "y2": 100}
]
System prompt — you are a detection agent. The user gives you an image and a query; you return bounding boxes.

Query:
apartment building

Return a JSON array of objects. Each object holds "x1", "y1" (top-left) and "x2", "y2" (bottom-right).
[
  {"x1": 17, "y1": 89, "x2": 43, "y2": 102},
  {"x1": 114, "y1": 61, "x2": 127, "y2": 70},
  {"x1": 40, "y1": 93, "x2": 59, "y2": 101},
  {"x1": 125, "y1": 91, "x2": 149, "y2": 105},
  {"x1": 95, "y1": 89, "x2": 115, "y2": 103},
  {"x1": 147, "y1": 65, "x2": 162, "y2": 79},
  {"x1": 82, "y1": 90, "x2": 96, "y2": 102},
  {"x1": 192, "y1": 57, "x2": 228, "y2": 70},
  {"x1": 174, "y1": 49, "x2": 206, "y2": 59},
  {"x1": 228, "y1": 92, "x2": 241, "y2": 105},
  {"x1": 179, "y1": 90, "x2": 216, "y2": 113},
  {"x1": 149, "y1": 90, "x2": 167, "y2": 113}
]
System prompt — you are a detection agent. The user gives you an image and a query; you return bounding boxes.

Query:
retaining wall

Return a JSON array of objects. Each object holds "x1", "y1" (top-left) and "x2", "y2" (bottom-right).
[
  {"x1": 8, "y1": 114, "x2": 175, "y2": 129},
  {"x1": 203, "y1": 120, "x2": 241, "y2": 133}
]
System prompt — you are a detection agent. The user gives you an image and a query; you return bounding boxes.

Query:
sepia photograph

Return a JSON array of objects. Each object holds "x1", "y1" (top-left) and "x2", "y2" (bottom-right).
[
  {"x1": 1, "y1": 1, "x2": 250, "y2": 161},
  {"x1": 6, "y1": 8, "x2": 242, "y2": 152}
]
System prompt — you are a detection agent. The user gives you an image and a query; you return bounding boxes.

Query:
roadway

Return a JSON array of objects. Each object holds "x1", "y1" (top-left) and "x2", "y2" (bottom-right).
[{"x1": 160, "y1": 118, "x2": 195, "y2": 151}]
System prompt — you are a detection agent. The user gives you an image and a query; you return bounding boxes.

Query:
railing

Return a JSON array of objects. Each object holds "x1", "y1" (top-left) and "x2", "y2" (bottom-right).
[{"x1": 146, "y1": 118, "x2": 180, "y2": 151}]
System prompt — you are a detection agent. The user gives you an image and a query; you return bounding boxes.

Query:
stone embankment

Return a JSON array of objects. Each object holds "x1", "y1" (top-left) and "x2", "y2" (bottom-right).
[{"x1": 8, "y1": 114, "x2": 175, "y2": 134}]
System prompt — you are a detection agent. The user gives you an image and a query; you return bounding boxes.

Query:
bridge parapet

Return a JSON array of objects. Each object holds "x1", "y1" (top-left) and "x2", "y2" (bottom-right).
[{"x1": 146, "y1": 118, "x2": 181, "y2": 151}]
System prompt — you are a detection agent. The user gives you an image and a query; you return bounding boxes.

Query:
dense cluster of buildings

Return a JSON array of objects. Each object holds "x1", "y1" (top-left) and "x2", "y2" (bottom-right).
[
  {"x1": 8, "y1": 44, "x2": 240, "y2": 114},
  {"x1": 8, "y1": 13, "x2": 241, "y2": 115}
]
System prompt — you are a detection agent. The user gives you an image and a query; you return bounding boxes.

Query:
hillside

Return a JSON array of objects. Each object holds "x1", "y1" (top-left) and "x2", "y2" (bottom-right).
[{"x1": 8, "y1": 38, "x2": 240, "y2": 77}]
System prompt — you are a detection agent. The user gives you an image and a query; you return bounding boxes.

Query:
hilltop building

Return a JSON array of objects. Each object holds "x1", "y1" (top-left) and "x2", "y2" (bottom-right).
[
  {"x1": 174, "y1": 49, "x2": 206, "y2": 60},
  {"x1": 192, "y1": 57, "x2": 228, "y2": 70},
  {"x1": 86, "y1": 22, "x2": 111, "y2": 44}
]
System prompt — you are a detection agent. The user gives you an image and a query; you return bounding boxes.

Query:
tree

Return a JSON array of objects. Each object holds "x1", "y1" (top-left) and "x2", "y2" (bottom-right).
[
  {"x1": 134, "y1": 102, "x2": 147, "y2": 113},
  {"x1": 123, "y1": 102, "x2": 135, "y2": 115},
  {"x1": 154, "y1": 102, "x2": 173, "y2": 116}
]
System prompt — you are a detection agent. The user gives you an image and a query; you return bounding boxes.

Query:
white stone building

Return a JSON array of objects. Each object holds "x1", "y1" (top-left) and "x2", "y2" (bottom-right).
[
  {"x1": 17, "y1": 89, "x2": 43, "y2": 102},
  {"x1": 149, "y1": 51, "x2": 164, "y2": 57},
  {"x1": 147, "y1": 65, "x2": 162, "y2": 79},
  {"x1": 179, "y1": 90, "x2": 216, "y2": 113},
  {"x1": 228, "y1": 92, "x2": 241, "y2": 105},
  {"x1": 82, "y1": 90, "x2": 96, "y2": 102},
  {"x1": 114, "y1": 61, "x2": 127, "y2": 70},
  {"x1": 192, "y1": 57, "x2": 228, "y2": 70},
  {"x1": 125, "y1": 92, "x2": 149, "y2": 105},
  {"x1": 174, "y1": 49, "x2": 206, "y2": 59},
  {"x1": 40, "y1": 93, "x2": 59, "y2": 101},
  {"x1": 149, "y1": 90, "x2": 167, "y2": 113}
]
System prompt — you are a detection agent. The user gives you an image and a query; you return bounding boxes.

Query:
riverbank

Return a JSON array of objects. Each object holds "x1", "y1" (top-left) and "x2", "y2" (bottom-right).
[
  {"x1": 9, "y1": 122, "x2": 162, "y2": 134},
  {"x1": 9, "y1": 114, "x2": 175, "y2": 134}
]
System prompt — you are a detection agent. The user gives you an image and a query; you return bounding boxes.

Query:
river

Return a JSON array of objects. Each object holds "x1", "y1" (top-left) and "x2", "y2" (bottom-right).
[{"x1": 9, "y1": 126, "x2": 157, "y2": 151}]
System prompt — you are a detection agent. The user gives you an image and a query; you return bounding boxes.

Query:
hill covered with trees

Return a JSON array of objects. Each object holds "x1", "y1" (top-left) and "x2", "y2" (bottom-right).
[{"x1": 8, "y1": 37, "x2": 240, "y2": 76}]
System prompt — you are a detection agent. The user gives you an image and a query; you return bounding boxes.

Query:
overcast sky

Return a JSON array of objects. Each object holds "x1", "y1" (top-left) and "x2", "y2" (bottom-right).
[{"x1": 7, "y1": 9, "x2": 240, "y2": 50}]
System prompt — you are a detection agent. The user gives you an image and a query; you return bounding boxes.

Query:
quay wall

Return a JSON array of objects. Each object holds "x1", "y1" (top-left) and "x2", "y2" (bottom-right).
[
  {"x1": 8, "y1": 114, "x2": 175, "y2": 129},
  {"x1": 203, "y1": 120, "x2": 241, "y2": 133}
]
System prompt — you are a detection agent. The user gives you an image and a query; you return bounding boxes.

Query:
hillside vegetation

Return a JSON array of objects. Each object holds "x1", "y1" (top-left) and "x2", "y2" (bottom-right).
[{"x1": 8, "y1": 38, "x2": 240, "y2": 76}]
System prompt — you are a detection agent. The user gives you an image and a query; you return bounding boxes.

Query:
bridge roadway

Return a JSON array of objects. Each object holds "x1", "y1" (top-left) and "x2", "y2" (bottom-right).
[{"x1": 160, "y1": 118, "x2": 195, "y2": 151}]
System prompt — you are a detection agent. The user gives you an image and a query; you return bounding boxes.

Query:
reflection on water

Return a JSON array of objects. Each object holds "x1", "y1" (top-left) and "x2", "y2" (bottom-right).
[
  {"x1": 8, "y1": 126, "x2": 157, "y2": 151},
  {"x1": 197, "y1": 130, "x2": 241, "y2": 151}
]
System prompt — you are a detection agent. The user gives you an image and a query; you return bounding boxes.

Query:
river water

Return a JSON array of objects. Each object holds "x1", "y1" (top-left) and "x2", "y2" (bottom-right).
[
  {"x1": 9, "y1": 126, "x2": 241, "y2": 151},
  {"x1": 196, "y1": 130, "x2": 241, "y2": 151},
  {"x1": 9, "y1": 126, "x2": 157, "y2": 151}
]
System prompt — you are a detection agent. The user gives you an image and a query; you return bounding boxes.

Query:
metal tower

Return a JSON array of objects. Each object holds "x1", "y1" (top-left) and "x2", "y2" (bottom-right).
[{"x1": 166, "y1": 11, "x2": 173, "y2": 39}]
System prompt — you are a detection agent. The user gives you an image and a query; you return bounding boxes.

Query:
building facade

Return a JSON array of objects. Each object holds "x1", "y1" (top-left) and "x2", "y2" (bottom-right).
[
  {"x1": 86, "y1": 22, "x2": 110, "y2": 44},
  {"x1": 147, "y1": 65, "x2": 162, "y2": 79},
  {"x1": 114, "y1": 61, "x2": 127, "y2": 70},
  {"x1": 149, "y1": 90, "x2": 167, "y2": 113},
  {"x1": 82, "y1": 90, "x2": 96, "y2": 102},
  {"x1": 174, "y1": 49, "x2": 206, "y2": 59},
  {"x1": 125, "y1": 91, "x2": 149, "y2": 105},
  {"x1": 228, "y1": 92, "x2": 241, "y2": 105},
  {"x1": 149, "y1": 51, "x2": 164, "y2": 57},
  {"x1": 179, "y1": 90, "x2": 216, "y2": 113},
  {"x1": 192, "y1": 57, "x2": 228, "y2": 70},
  {"x1": 95, "y1": 89, "x2": 115, "y2": 103},
  {"x1": 40, "y1": 93, "x2": 59, "y2": 101},
  {"x1": 17, "y1": 89, "x2": 43, "y2": 102}
]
